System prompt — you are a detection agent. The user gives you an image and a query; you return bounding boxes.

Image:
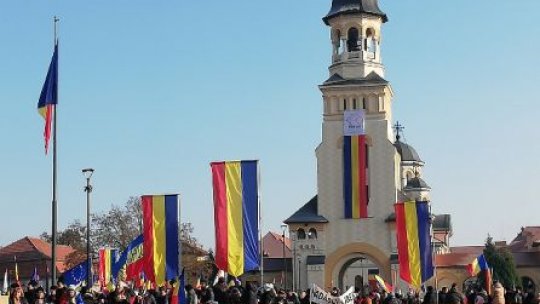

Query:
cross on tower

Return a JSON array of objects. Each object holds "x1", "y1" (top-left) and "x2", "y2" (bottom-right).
[{"x1": 394, "y1": 121, "x2": 405, "y2": 141}]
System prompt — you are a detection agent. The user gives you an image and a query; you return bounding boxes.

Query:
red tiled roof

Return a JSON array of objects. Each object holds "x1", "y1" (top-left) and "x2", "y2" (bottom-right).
[
  {"x1": 449, "y1": 246, "x2": 484, "y2": 254},
  {"x1": 0, "y1": 236, "x2": 77, "y2": 275},
  {"x1": 262, "y1": 232, "x2": 292, "y2": 258},
  {"x1": 509, "y1": 227, "x2": 540, "y2": 252},
  {"x1": 435, "y1": 246, "x2": 484, "y2": 267}
]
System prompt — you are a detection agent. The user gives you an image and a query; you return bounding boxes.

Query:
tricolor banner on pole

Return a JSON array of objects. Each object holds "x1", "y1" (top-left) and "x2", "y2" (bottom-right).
[
  {"x1": 211, "y1": 160, "x2": 260, "y2": 277},
  {"x1": 98, "y1": 248, "x2": 117, "y2": 287},
  {"x1": 395, "y1": 201, "x2": 434, "y2": 287},
  {"x1": 142, "y1": 194, "x2": 180, "y2": 287}
]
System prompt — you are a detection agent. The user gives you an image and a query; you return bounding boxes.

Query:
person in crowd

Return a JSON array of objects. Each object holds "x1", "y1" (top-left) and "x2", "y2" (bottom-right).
[
  {"x1": 10, "y1": 286, "x2": 29, "y2": 304},
  {"x1": 440, "y1": 287, "x2": 449, "y2": 304},
  {"x1": 25, "y1": 281, "x2": 38, "y2": 304},
  {"x1": 34, "y1": 287, "x2": 47, "y2": 304},
  {"x1": 243, "y1": 282, "x2": 257, "y2": 304},
  {"x1": 446, "y1": 283, "x2": 464, "y2": 304},
  {"x1": 46, "y1": 286, "x2": 58, "y2": 304},
  {"x1": 423, "y1": 286, "x2": 437, "y2": 304},
  {"x1": 143, "y1": 289, "x2": 157, "y2": 304},
  {"x1": 65, "y1": 286, "x2": 77, "y2": 304},
  {"x1": 213, "y1": 278, "x2": 228, "y2": 304},
  {"x1": 492, "y1": 282, "x2": 505, "y2": 304},
  {"x1": 154, "y1": 286, "x2": 168, "y2": 304},
  {"x1": 299, "y1": 290, "x2": 310, "y2": 304},
  {"x1": 475, "y1": 288, "x2": 488, "y2": 304}
]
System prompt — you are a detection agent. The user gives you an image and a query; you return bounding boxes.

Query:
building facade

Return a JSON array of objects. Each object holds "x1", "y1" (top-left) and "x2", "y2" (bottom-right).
[{"x1": 284, "y1": 0, "x2": 451, "y2": 292}]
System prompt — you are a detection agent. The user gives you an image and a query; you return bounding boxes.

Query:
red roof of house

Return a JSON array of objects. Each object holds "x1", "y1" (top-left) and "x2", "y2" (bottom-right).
[
  {"x1": 262, "y1": 232, "x2": 292, "y2": 258},
  {"x1": 508, "y1": 227, "x2": 540, "y2": 252},
  {"x1": 0, "y1": 237, "x2": 77, "y2": 273}
]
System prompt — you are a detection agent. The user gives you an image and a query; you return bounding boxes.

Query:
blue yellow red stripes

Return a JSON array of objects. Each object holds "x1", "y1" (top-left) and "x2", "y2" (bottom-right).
[
  {"x1": 395, "y1": 201, "x2": 433, "y2": 287},
  {"x1": 344, "y1": 135, "x2": 368, "y2": 219},
  {"x1": 37, "y1": 43, "x2": 58, "y2": 154},
  {"x1": 142, "y1": 194, "x2": 179, "y2": 286},
  {"x1": 211, "y1": 160, "x2": 259, "y2": 277},
  {"x1": 98, "y1": 248, "x2": 116, "y2": 286},
  {"x1": 467, "y1": 254, "x2": 489, "y2": 276}
]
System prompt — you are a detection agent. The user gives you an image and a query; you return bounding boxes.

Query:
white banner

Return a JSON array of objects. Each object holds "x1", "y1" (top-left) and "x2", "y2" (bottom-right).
[
  {"x1": 343, "y1": 110, "x2": 365, "y2": 136},
  {"x1": 310, "y1": 284, "x2": 357, "y2": 304}
]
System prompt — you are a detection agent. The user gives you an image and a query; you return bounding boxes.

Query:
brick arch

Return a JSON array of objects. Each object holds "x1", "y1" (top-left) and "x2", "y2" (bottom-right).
[{"x1": 324, "y1": 242, "x2": 391, "y2": 288}]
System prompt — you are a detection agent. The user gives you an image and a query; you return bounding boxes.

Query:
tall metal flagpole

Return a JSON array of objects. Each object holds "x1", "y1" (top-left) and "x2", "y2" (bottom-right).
[
  {"x1": 258, "y1": 161, "x2": 264, "y2": 287},
  {"x1": 51, "y1": 16, "x2": 60, "y2": 286}
]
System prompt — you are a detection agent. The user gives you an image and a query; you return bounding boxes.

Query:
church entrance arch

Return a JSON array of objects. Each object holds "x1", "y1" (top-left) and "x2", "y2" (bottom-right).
[{"x1": 325, "y1": 242, "x2": 391, "y2": 290}]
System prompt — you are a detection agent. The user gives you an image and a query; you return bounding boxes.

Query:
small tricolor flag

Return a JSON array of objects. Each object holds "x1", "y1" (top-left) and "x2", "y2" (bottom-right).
[
  {"x1": 343, "y1": 135, "x2": 369, "y2": 219},
  {"x1": 211, "y1": 160, "x2": 260, "y2": 277},
  {"x1": 395, "y1": 201, "x2": 434, "y2": 287},
  {"x1": 142, "y1": 194, "x2": 180, "y2": 287},
  {"x1": 466, "y1": 254, "x2": 489, "y2": 277},
  {"x1": 374, "y1": 275, "x2": 393, "y2": 292},
  {"x1": 37, "y1": 43, "x2": 58, "y2": 154},
  {"x1": 31, "y1": 266, "x2": 40, "y2": 282},
  {"x1": 98, "y1": 248, "x2": 117, "y2": 286}
]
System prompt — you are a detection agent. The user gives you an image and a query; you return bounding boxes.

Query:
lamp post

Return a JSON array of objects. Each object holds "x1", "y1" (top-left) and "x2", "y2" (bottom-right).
[
  {"x1": 281, "y1": 223, "x2": 288, "y2": 290},
  {"x1": 82, "y1": 168, "x2": 94, "y2": 286}
]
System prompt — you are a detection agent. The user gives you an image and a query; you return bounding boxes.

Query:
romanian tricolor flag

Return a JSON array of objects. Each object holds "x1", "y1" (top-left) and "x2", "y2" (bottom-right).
[
  {"x1": 37, "y1": 43, "x2": 58, "y2": 154},
  {"x1": 98, "y1": 248, "x2": 117, "y2": 286},
  {"x1": 374, "y1": 275, "x2": 393, "y2": 292},
  {"x1": 466, "y1": 254, "x2": 489, "y2": 276},
  {"x1": 142, "y1": 195, "x2": 180, "y2": 287},
  {"x1": 395, "y1": 201, "x2": 434, "y2": 287},
  {"x1": 211, "y1": 160, "x2": 260, "y2": 277},
  {"x1": 344, "y1": 135, "x2": 369, "y2": 218}
]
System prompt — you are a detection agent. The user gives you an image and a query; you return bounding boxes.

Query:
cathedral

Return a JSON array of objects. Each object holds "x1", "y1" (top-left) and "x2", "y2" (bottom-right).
[{"x1": 284, "y1": 0, "x2": 452, "y2": 291}]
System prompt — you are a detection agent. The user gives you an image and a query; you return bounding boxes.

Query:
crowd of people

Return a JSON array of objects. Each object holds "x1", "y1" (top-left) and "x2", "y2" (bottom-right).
[{"x1": 4, "y1": 278, "x2": 540, "y2": 304}]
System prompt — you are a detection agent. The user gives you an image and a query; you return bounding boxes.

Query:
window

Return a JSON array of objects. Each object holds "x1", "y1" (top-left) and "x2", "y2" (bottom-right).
[
  {"x1": 308, "y1": 228, "x2": 318, "y2": 239},
  {"x1": 297, "y1": 228, "x2": 306, "y2": 240},
  {"x1": 347, "y1": 28, "x2": 360, "y2": 52}
]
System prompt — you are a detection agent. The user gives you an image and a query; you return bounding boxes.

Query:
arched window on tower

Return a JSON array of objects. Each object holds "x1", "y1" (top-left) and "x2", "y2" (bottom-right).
[
  {"x1": 365, "y1": 28, "x2": 377, "y2": 59},
  {"x1": 347, "y1": 28, "x2": 360, "y2": 52},
  {"x1": 297, "y1": 228, "x2": 306, "y2": 240},
  {"x1": 308, "y1": 228, "x2": 318, "y2": 239}
]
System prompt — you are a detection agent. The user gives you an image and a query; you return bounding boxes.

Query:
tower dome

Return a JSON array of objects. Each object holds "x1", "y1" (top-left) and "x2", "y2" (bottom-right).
[{"x1": 323, "y1": 0, "x2": 388, "y2": 25}]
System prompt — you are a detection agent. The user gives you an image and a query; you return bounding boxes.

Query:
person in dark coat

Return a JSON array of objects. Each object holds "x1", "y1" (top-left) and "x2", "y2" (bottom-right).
[
  {"x1": 423, "y1": 286, "x2": 437, "y2": 304},
  {"x1": 439, "y1": 287, "x2": 448, "y2": 304}
]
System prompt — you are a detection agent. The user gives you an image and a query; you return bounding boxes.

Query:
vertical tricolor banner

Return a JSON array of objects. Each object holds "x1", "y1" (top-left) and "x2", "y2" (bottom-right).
[
  {"x1": 211, "y1": 160, "x2": 260, "y2": 277},
  {"x1": 343, "y1": 110, "x2": 369, "y2": 219},
  {"x1": 142, "y1": 195, "x2": 180, "y2": 287},
  {"x1": 344, "y1": 135, "x2": 368, "y2": 218},
  {"x1": 98, "y1": 248, "x2": 117, "y2": 286},
  {"x1": 395, "y1": 201, "x2": 433, "y2": 287}
]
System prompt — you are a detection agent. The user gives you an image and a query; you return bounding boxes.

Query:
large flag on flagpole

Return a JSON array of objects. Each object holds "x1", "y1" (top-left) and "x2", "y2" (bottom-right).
[
  {"x1": 37, "y1": 42, "x2": 58, "y2": 154},
  {"x1": 142, "y1": 194, "x2": 180, "y2": 287},
  {"x1": 211, "y1": 160, "x2": 260, "y2": 277},
  {"x1": 395, "y1": 201, "x2": 434, "y2": 287}
]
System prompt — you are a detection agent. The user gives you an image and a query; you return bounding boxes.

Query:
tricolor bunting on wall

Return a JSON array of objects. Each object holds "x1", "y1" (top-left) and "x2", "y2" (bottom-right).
[
  {"x1": 98, "y1": 248, "x2": 117, "y2": 286},
  {"x1": 142, "y1": 194, "x2": 180, "y2": 287},
  {"x1": 344, "y1": 135, "x2": 369, "y2": 219},
  {"x1": 211, "y1": 160, "x2": 260, "y2": 277},
  {"x1": 37, "y1": 42, "x2": 58, "y2": 154},
  {"x1": 395, "y1": 201, "x2": 434, "y2": 287}
]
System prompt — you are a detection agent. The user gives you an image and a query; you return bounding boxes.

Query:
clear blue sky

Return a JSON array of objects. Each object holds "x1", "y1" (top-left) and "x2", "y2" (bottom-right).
[{"x1": 1, "y1": 1, "x2": 539, "y2": 250}]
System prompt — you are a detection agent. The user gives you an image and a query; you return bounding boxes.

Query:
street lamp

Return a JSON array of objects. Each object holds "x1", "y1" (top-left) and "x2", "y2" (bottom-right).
[
  {"x1": 281, "y1": 223, "x2": 288, "y2": 290},
  {"x1": 82, "y1": 168, "x2": 94, "y2": 286}
]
